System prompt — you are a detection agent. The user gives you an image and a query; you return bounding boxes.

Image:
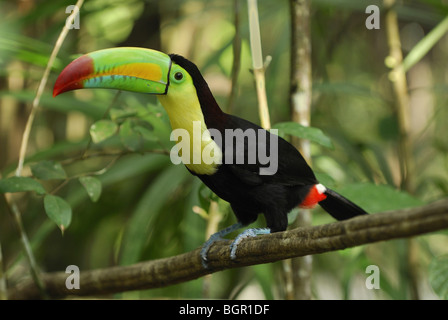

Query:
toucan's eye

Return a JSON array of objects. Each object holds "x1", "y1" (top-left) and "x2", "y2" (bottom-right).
[{"x1": 174, "y1": 72, "x2": 184, "y2": 81}]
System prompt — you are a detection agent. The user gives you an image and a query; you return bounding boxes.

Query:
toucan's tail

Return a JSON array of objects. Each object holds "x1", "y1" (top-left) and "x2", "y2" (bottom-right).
[{"x1": 319, "y1": 188, "x2": 368, "y2": 221}]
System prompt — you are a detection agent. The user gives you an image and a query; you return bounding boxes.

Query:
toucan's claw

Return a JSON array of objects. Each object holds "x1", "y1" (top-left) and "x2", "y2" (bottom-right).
[
  {"x1": 229, "y1": 228, "x2": 271, "y2": 260},
  {"x1": 200, "y1": 222, "x2": 243, "y2": 269},
  {"x1": 200, "y1": 233, "x2": 223, "y2": 269},
  {"x1": 200, "y1": 224, "x2": 271, "y2": 268}
]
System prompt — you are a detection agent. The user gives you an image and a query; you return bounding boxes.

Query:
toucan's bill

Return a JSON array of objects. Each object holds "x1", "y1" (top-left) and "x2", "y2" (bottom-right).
[{"x1": 53, "y1": 47, "x2": 171, "y2": 97}]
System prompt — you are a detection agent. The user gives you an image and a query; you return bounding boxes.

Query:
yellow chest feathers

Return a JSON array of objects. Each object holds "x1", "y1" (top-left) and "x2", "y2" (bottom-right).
[{"x1": 157, "y1": 91, "x2": 222, "y2": 175}]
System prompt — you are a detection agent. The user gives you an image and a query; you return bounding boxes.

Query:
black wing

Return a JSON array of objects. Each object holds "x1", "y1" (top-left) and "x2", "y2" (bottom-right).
[{"x1": 219, "y1": 114, "x2": 318, "y2": 187}]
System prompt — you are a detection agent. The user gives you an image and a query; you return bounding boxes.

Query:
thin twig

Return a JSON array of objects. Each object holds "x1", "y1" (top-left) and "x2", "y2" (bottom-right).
[
  {"x1": 0, "y1": 222, "x2": 6, "y2": 300},
  {"x1": 0, "y1": 173, "x2": 6, "y2": 300},
  {"x1": 3, "y1": 195, "x2": 47, "y2": 298},
  {"x1": 51, "y1": 154, "x2": 123, "y2": 195},
  {"x1": 15, "y1": 0, "x2": 85, "y2": 176},
  {"x1": 402, "y1": 15, "x2": 448, "y2": 72},
  {"x1": 59, "y1": 149, "x2": 170, "y2": 166},
  {"x1": 196, "y1": 200, "x2": 223, "y2": 298},
  {"x1": 8, "y1": 199, "x2": 448, "y2": 299},
  {"x1": 6, "y1": 0, "x2": 84, "y2": 298},
  {"x1": 384, "y1": 0, "x2": 419, "y2": 299},
  {"x1": 0, "y1": 256, "x2": 5, "y2": 300},
  {"x1": 384, "y1": 0, "x2": 413, "y2": 192},
  {"x1": 226, "y1": 0, "x2": 242, "y2": 114},
  {"x1": 287, "y1": 0, "x2": 313, "y2": 300},
  {"x1": 247, "y1": 0, "x2": 271, "y2": 129}
]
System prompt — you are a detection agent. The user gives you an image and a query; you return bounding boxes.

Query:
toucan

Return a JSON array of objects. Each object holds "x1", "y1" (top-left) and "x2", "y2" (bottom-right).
[{"x1": 54, "y1": 47, "x2": 367, "y2": 267}]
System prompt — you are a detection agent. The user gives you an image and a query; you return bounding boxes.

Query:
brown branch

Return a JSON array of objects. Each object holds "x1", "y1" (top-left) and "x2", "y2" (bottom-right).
[{"x1": 8, "y1": 199, "x2": 448, "y2": 299}]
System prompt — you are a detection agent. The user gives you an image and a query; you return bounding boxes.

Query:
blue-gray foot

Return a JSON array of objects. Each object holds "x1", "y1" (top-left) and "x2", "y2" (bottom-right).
[
  {"x1": 229, "y1": 228, "x2": 271, "y2": 260},
  {"x1": 200, "y1": 222, "x2": 243, "y2": 268}
]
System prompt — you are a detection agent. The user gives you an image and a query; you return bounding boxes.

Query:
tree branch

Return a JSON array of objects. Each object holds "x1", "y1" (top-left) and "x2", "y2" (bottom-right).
[{"x1": 8, "y1": 199, "x2": 448, "y2": 299}]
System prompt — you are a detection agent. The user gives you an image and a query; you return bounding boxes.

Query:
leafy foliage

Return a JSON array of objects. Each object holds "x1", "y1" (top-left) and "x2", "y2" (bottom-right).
[
  {"x1": 429, "y1": 255, "x2": 448, "y2": 300},
  {"x1": 43, "y1": 194, "x2": 72, "y2": 233},
  {"x1": 78, "y1": 176, "x2": 102, "y2": 202},
  {"x1": 0, "y1": 0, "x2": 447, "y2": 300},
  {"x1": 272, "y1": 121, "x2": 333, "y2": 148},
  {"x1": 31, "y1": 160, "x2": 67, "y2": 180},
  {"x1": 0, "y1": 176, "x2": 46, "y2": 195},
  {"x1": 90, "y1": 120, "x2": 118, "y2": 144}
]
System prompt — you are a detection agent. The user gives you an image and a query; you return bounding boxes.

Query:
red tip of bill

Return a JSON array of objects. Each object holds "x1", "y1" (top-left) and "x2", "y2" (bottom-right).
[{"x1": 53, "y1": 55, "x2": 94, "y2": 97}]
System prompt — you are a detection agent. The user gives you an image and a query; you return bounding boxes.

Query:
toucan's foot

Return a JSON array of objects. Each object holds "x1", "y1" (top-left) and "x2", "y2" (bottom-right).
[
  {"x1": 200, "y1": 233, "x2": 223, "y2": 269},
  {"x1": 229, "y1": 228, "x2": 271, "y2": 260},
  {"x1": 200, "y1": 222, "x2": 243, "y2": 269}
]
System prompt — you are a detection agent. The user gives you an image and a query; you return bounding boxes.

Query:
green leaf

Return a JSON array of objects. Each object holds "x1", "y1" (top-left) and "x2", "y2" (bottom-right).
[
  {"x1": 110, "y1": 108, "x2": 138, "y2": 121},
  {"x1": 120, "y1": 119, "x2": 143, "y2": 151},
  {"x1": 120, "y1": 165, "x2": 190, "y2": 265},
  {"x1": 90, "y1": 120, "x2": 118, "y2": 144},
  {"x1": 197, "y1": 183, "x2": 214, "y2": 210},
  {"x1": 0, "y1": 90, "x2": 107, "y2": 120},
  {"x1": 43, "y1": 194, "x2": 72, "y2": 233},
  {"x1": 429, "y1": 255, "x2": 448, "y2": 300},
  {"x1": 79, "y1": 176, "x2": 102, "y2": 202},
  {"x1": 272, "y1": 121, "x2": 333, "y2": 148},
  {"x1": 133, "y1": 125, "x2": 159, "y2": 142},
  {"x1": 31, "y1": 160, "x2": 67, "y2": 180},
  {"x1": 0, "y1": 176, "x2": 46, "y2": 195}
]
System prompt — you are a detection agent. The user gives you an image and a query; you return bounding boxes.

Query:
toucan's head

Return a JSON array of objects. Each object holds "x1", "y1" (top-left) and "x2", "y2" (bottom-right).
[
  {"x1": 53, "y1": 47, "x2": 203, "y2": 101},
  {"x1": 54, "y1": 47, "x2": 223, "y2": 175},
  {"x1": 54, "y1": 47, "x2": 222, "y2": 127}
]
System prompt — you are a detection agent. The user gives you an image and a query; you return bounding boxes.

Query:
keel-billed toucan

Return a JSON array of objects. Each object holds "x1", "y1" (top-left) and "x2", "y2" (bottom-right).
[{"x1": 54, "y1": 47, "x2": 367, "y2": 267}]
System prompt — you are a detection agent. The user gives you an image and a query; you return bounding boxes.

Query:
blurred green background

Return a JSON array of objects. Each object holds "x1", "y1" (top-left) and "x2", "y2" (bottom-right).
[{"x1": 1, "y1": 0, "x2": 448, "y2": 299}]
